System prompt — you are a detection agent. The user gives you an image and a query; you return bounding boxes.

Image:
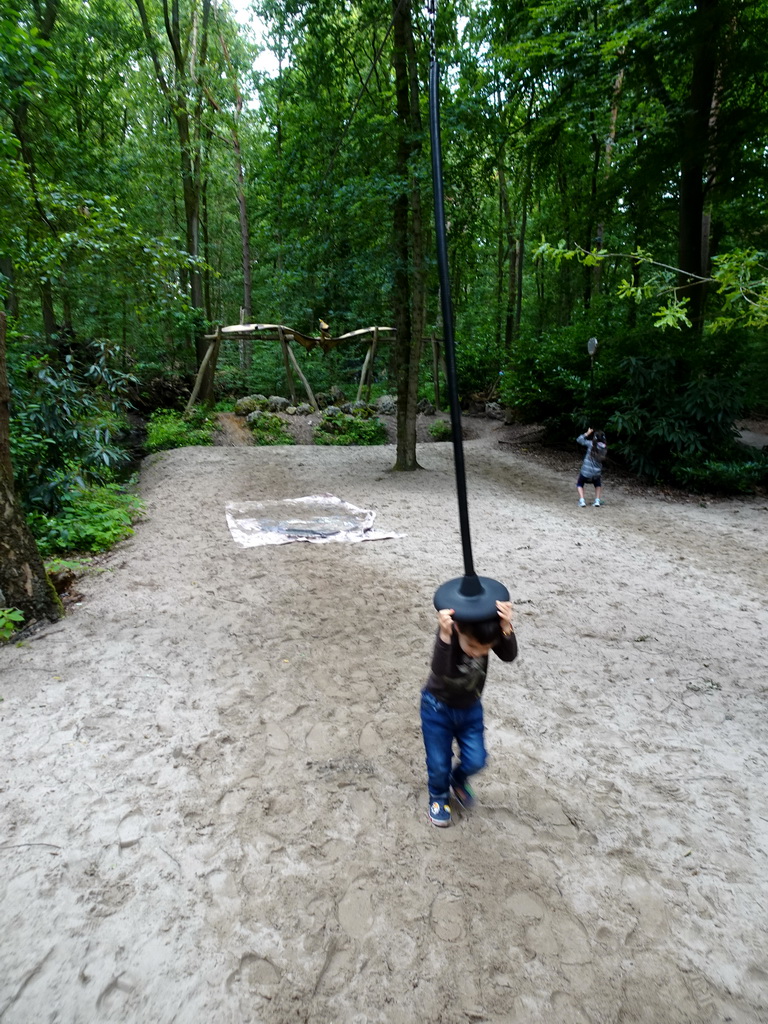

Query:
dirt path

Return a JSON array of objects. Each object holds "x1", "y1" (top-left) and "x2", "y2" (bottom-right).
[{"x1": 1, "y1": 438, "x2": 767, "y2": 1024}]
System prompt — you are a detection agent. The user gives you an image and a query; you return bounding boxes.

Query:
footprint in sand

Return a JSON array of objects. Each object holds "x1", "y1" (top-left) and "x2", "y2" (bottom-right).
[
  {"x1": 359, "y1": 721, "x2": 386, "y2": 756},
  {"x1": 525, "y1": 913, "x2": 592, "y2": 964},
  {"x1": 117, "y1": 810, "x2": 146, "y2": 850},
  {"x1": 265, "y1": 721, "x2": 291, "y2": 752},
  {"x1": 338, "y1": 880, "x2": 374, "y2": 939},
  {"x1": 306, "y1": 720, "x2": 337, "y2": 754},
  {"x1": 551, "y1": 990, "x2": 591, "y2": 1022},
  {"x1": 205, "y1": 868, "x2": 239, "y2": 902},
  {"x1": 430, "y1": 891, "x2": 465, "y2": 941},
  {"x1": 225, "y1": 953, "x2": 280, "y2": 997},
  {"x1": 217, "y1": 776, "x2": 260, "y2": 815},
  {"x1": 95, "y1": 973, "x2": 137, "y2": 1011},
  {"x1": 506, "y1": 890, "x2": 546, "y2": 921}
]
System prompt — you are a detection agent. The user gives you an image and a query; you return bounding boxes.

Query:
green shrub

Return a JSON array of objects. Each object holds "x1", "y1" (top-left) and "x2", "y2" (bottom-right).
[
  {"x1": 28, "y1": 482, "x2": 145, "y2": 555},
  {"x1": 607, "y1": 356, "x2": 747, "y2": 482},
  {"x1": 248, "y1": 412, "x2": 296, "y2": 446},
  {"x1": 313, "y1": 411, "x2": 388, "y2": 446},
  {"x1": 9, "y1": 343, "x2": 135, "y2": 513},
  {"x1": 0, "y1": 608, "x2": 25, "y2": 643},
  {"x1": 429, "y1": 419, "x2": 454, "y2": 441},
  {"x1": 670, "y1": 454, "x2": 768, "y2": 494},
  {"x1": 146, "y1": 408, "x2": 215, "y2": 452}
]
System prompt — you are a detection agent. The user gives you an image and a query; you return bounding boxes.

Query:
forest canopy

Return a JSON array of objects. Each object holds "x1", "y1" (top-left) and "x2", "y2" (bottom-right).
[{"x1": 2, "y1": 0, "x2": 768, "y2": 510}]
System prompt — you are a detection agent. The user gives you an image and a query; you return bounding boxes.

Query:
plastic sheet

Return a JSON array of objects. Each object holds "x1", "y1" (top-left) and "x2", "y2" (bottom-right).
[{"x1": 225, "y1": 494, "x2": 404, "y2": 547}]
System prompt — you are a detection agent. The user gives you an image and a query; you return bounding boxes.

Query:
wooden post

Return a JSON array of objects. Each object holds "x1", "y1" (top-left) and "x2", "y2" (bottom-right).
[
  {"x1": 365, "y1": 326, "x2": 379, "y2": 402},
  {"x1": 286, "y1": 343, "x2": 318, "y2": 408},
  {"x1": 184, "y1": 328, "x2": 219, "y2": 417},
  {"x1": 278, "y1": 325, "x2": 296, "y2": 403},
  {"x1": 356, "y1": 342, "x2": 374, "y2": 403}
]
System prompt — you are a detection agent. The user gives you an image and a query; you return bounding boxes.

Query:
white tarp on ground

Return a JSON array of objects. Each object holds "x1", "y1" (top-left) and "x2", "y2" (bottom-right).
[{"x1": 225, "y1": 494, "x2": 404, "y2": 547}]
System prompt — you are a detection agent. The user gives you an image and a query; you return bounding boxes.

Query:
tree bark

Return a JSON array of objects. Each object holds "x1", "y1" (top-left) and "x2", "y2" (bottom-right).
[
  {"x1": 0, "y1": 467, "x2": 63, "y2": 626},
  {"x1": 677, "y1": 0, "x2": 722, "y2": 331},
  {"x1": 0, "y1": 257, "x2": 19, "y2": 320},
  {"x1": 0, "y1": 313, "x2": 62, "y2": 625},
  {"x1": 0, "y1": 311, "x2": 12, "y2": 482},
  {"x1": 212, "y1": 13, "x2": 253, "y2": 328},
  {"x1": 134, "y1": 0, "x2": 212, "y2": 394},
  {"x1": 392, "y1": 0, "x2": 424, "y2": 472}
]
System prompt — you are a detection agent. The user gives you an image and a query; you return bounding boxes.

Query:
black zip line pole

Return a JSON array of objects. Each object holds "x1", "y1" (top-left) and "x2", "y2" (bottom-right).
[
  {"x1": 429, "y1": 53, "x2": 476, "y2": 583},
  {"x1": 428, "y1": 0, "x2": 509, "y2": 618}
]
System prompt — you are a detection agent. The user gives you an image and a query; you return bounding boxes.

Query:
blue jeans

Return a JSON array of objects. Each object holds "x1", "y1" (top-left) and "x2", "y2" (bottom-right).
[{"x1": 420, "y1": 689, "x2": 487, "y2": 801}]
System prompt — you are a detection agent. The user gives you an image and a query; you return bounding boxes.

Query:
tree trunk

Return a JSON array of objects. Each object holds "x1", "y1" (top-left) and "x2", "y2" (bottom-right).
[
  {"x1": 0, "y1": 257, "x2": 19, "y2": 320},
  {"x1": 213, "y1": 13, "x2": 254, "y2": 329},
  {"x1": 0, "y1": 468, "x2": 63, "y2": 626},
  {"x1": 678, "y1": 0, "x2": 721, "y2": 330},
  {"x1": 392, "y1": 0, "x2": 424, "y2": 472},
  {"x1": 0, "y1": 312, "x2": 12, "y2": 482},
  {"x1": 134, "y1": 0, "x2": 212, "y2": 394},
  {"x1": 0, "y1": 314, "x2": 62, "y2": 625}
]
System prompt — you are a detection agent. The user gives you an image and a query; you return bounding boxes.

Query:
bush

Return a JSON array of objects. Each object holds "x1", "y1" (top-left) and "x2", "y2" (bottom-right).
[
  {"x1": 27, "y1": 482, "x2": 144, "y2": 555},
  {"x1": 670, "y1": 453, "x2": 768, "y2": 494},
  {"x1": 429, "y1": 419, "x2": 454, "y2": 441},
  {"x1": 145, "y1": 408, "x2": 215, "y2": 452},
  {"x1": 248, "y1": 412, "x2": 296, "y2": 446},
  {"x1": 313, "y1": 410, "x2": 388, "y2": 446},
  {"x1": 607, "y1": 357, "x2": 748, "y2": 483},
  {"x1": 9, "y1": 343, "x2": 135, "y2": 513}
]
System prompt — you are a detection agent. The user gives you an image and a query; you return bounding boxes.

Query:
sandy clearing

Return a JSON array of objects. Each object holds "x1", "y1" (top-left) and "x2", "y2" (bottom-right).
[{"x1": 1, "y1": 438, "x2": 767, "y2": 1024}]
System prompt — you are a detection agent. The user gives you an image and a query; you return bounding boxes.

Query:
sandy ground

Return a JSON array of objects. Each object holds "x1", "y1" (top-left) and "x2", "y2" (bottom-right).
[{"x1": 2, "y1": 428, "x2": 768, "y2": 1024}]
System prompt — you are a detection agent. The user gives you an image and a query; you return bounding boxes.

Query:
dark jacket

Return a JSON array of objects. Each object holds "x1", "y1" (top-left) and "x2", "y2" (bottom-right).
[{"x1": 425, "y1": 629, "x2": 518, "y2": 709}]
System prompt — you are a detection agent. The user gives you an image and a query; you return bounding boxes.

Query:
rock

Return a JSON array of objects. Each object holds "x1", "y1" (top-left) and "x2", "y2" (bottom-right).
[
  {"x1": 295, "y1": 403, "x2": 313, "y2": 416},
  {"x1": 268, "y1": 395, "x2": 290, "y2": 412},
  {"x1": 351, "y1": 401, "x2": 375, "y2": 417},
  {"x1": 234, "y1": 394, "x2": 268, "y2": 415},
  {"x1": 485, "y1": 401, "x2": 505, "y2": 420},
  {"x1": 376, "y1": 395, "x2": 397, "y2": 415},
  {"x1": 418, "y1": 398, "x2": 436, "y2": 415},
  {"x1": 323, "y1": 405, "x2": 342, "y2": 417}
]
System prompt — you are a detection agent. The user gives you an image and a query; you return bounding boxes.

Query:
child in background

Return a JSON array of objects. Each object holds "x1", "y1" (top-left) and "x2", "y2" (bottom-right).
[
  {"x1": 421, "y1": 600, "x2": 517, "y2": 827},
  {"x1": 576, "y1": 427, "x2": 607, "y2": 507}
]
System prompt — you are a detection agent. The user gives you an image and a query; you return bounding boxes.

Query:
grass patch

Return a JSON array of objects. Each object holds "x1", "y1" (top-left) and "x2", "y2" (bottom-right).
[
  {"x1": 313, "y1": 411, "x2": 388, "y2": 446},
  {"x1": 146, "y1": 408, "x2": 215, "y2": 452},
  {"x1": 28, "y1": 482, "x2": 145, "y2": 555},
  {"x1": 248, "y1": 412, "x2": 296, "y2": 446},
  {"x1": 428, "y1": 419, "x2": 454, "y2": 441}
]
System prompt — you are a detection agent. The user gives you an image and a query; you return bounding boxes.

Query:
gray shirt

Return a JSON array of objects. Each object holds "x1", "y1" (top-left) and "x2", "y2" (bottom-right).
[{"x1": 577, "y1": 433, "x2": 604, "y2": 478}]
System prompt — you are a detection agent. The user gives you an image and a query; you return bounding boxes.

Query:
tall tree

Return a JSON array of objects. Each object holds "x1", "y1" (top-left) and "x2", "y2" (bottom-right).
[
  {"x1": 133, "y1": 0, "x2": 217, "y2": 396},
  {"x1": 392, "y1": 0, "x2": 426, "y2": 471}
]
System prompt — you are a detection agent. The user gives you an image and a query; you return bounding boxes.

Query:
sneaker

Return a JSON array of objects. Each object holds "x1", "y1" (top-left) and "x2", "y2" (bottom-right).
[
  {"x1": 428, "y1": 800, "x2": 451, "y2": 827},
  {"x1": 593, "y1": 498, "x2": 601, "y2": 507},
  {"x1": 578, "y1": 498, "x2": 586, "y2": 507},
  {"x1": 451, "y1": 780, "x2": 476, "y2": 810}
]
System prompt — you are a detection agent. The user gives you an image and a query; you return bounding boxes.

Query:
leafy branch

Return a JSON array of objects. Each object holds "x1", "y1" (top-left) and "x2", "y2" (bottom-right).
[{"x1": 534, "y1": 241, "x2": 768, "y2": 331}]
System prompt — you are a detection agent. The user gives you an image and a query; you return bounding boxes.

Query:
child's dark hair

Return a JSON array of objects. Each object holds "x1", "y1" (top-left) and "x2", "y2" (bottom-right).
[{"x1": 454, "y1": 617, "x2": 502, "y2": 645}]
